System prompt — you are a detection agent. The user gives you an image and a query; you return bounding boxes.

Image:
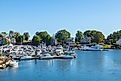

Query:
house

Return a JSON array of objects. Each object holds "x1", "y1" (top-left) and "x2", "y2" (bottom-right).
[
  {"x1": 10, "y1": 38, "x2": 16, "y2": 44},
  {"x1": 116, "y1": 39, "x2": 121, "y2": 46},
  {"x1": 9, "y1": 31, "x2": 16, "y2": 44},
  {"x1": 66, "y1": 37, "x2": 76, "y2": 47},
  {"x1": 80, "y1": 37, "x2": 91, "y2": 44}
]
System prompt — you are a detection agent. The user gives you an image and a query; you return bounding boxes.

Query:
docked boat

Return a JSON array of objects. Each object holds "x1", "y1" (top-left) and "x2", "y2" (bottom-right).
[
  {"x1": 64, "y1": 45, "x2": 77, "y2": 58},
  {"x1": 9, "y1": 60, "x2": 18, "y2": 67},
  {"x1": 55, "y1": 45, "x2": 64, "y2": 55},
  {"x1": 12, "y1": 56, "x2": 21, "y2": 60},
  {"x1": 20, "y1": 55, "x2": 34, "y2": 60},
  {"x1": 64, "y1": 51, "x2": 77, "y2": 58},
  {"x1": 36, "y1": 48, "x2": 42, "y2": 56},
  {"x1": 40, "y1": 52, "x2": 54, "y2": 60},
  {"x1": 0, "y1": 64, "x2": 6, "y2": 69},
  {"x1": 80, "y1": 44, "x2": 106, "y2": 51},
  {"x1": 54, "y1": 55, "x2": 74, "y2": 59}
]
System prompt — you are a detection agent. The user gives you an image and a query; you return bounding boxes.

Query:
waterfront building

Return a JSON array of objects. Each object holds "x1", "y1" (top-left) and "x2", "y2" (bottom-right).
[
  {"x1": 80, "y1": 36, "x2": 91, "y2": 44},
  {"x1": 10, "y1": 38, "x2": 16, "y2": 44},
  {"x1": 66, "y1": 37, "x2": 75, "y2": 47},
  {"x1": 116, "y1": 39, "x2": 121, "y2": 46}
]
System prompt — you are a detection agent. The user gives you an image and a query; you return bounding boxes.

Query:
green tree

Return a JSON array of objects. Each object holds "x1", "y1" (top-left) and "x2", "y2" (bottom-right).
[
  {"x1": 36, "y1": 31, "x2": 51, "y2": 45},
  {"x1": 0, "y1": 34, "x2": 3, "y2": 38},
  {"x1": 16, "y1": 35, "x2": 24, "y2": 44},
  {"x1": 107, "y1": 30, "x2": 121, "y2": 44},
  {"x1": 55, "y1": 29, "x2": 71, "y2": 44},
  {"x1": 23, "y1": 32, "x2": 30, "y2": 41},
  {"x1": 32, "y1": 35, "x2": 41, "y2": 46},
  {"x1": 75, "y1": 30, "x2": 83, "y2": 43},
  {"x1": 14, "y1": 32, "x2": 20, "y2": 39},
  {"x1": 91, "y1": 31, "x2": 105, "y2": 43},
  {"x1": 0, "y1": 32, "x2": 7, "y2": 37},
  {"x1": 4, "y1": 38, "x2": 10, "y2": 45},
  {"x1": 83, "y1": 30, "x2": 91, "y2": 37},
  {"x1": 45, "y1": 35, "x2": 52, "y2": 45},
  {"x1": 84, "y1": 30, "x2": 105, "y2": 43}
]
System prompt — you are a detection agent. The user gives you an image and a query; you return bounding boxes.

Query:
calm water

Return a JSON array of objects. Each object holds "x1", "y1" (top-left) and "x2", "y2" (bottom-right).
[{"x1": 1, "y1": 49, "x2": 121, "y2": 81}]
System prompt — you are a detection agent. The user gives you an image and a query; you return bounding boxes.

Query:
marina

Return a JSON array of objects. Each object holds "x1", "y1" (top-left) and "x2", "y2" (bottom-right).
[
  {"x1": 80, "y1": 44, "x2": 108, "y2": 51},
  {"x1": 0, "y1": 44, "x2": 77, "y2": 68},
  {"x1": 0, "y1": 0, "x2": 121, "y2": 81},
  {"x1": 1, "y1": 49, "x2": 121, "y2": 81}
]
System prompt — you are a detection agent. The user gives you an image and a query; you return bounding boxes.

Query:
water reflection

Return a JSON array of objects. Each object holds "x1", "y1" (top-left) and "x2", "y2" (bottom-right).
[{"x1": 54, "y1": 59, "x2": 72, "y2": 71}]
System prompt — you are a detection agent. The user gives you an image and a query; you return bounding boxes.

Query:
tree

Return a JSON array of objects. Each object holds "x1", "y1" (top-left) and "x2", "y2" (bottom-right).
[
  {"x1": 0, "y1": 32, "x2": 7, "y2": 37},
  {"x1": 107, "y1": 30, "x2": 121, "y2": 44},
  {"x1": 55, "y1": 29, "x2": 71, "y2": 44},
  {"x1": 75, "y1": 30, "x2": 83, "y2": 43},
  {"x1": 23, "y1": 32, "x2": 30, "y2": 41},
  {"x1": 14, "y1": 32, "x2": 20, "y2": 39},
  {"x1": 32, "y1": 35, "x2": 41, "y2": 46},
  {"x1": 36, "y1": 31, "x2": 51, "y2": 45},
  {"x1": 84, "y1": 30, "x2": 105, "y2": 43},
  {"x1": 91, "y1": 31, "x2": 105, "y2": 43},
  {"x1": 83, "y1": 30, "x2": 91, "y2": 37},
  {"x1": 0, "y1": 34, "x2": 3, "y2": 38},
  {"x1": 45, "y1": 35, "x2": 52, "y2": 45},
  {"x1": 4, "y1": 38, "x2": 10, "y2": 45},
  {"x1": 16, "y1": 35, "x2": 24, "y2": 44}
]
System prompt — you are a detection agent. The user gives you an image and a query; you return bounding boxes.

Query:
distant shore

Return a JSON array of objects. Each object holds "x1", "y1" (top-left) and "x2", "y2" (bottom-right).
[{"x1": 0, "y1": 29, "x2": 121, "y2": 49}]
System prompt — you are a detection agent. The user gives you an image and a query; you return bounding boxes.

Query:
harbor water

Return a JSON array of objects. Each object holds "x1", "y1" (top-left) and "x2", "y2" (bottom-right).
[{"x1": 1, "y1": 49, "x2": 121, "y2": 81}]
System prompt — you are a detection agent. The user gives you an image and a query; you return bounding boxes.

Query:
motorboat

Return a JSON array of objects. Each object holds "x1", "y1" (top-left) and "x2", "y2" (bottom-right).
[
  {"x1": 12, "y1": 55, "x2": 21, "y2": 60},
  {"x1": 0, "y1": 64, "x2": 6, "y2": 69},
  {"x1": 36, "y1": 48, "x2": 42, "y2": 56},
  {"x1": 64, "y1": 45, "x2": 77, "y2": 58},
  {"x1": 20, "y1": 55, "x2": 34, "y2": 60},
  {"x1": 54, "y1": 55, "x2": 74, "y2": 59},
  {"x1": 64, "y1": 50, "x2": 77, "y2": 58},
  {"x1": 55, "y1": 45, "x2": 64, "y2": 55},
  {"x1": 9, "y1": 60, "x2": 18, "y2": 67},
  {"x1": 40, "y1": 52, "x2": 54, "y2": 60},
  {"x1": 80, "y1": 44, "x2": 106, "y2": 51}
]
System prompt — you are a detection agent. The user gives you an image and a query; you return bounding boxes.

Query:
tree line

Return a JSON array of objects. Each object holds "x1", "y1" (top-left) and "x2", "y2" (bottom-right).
[{"x1": 0, "y1": 29, "x2": 121, "y2": 46}]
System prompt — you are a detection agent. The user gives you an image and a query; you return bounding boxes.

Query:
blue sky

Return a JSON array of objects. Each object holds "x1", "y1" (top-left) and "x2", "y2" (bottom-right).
[{"x1": 0, "y1": 0, "x2": 121, "y2": 39}]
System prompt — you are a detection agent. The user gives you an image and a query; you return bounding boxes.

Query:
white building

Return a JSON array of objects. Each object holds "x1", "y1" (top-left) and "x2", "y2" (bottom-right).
[
  {"x1": 116, "y1": 39, "x2": 121, "y2": 46},
  {"x1": 80, "y1": 37, "x2": 91, "y2": 44}
]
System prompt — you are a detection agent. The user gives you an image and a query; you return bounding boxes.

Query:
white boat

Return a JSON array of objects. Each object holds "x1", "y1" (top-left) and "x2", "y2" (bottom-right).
[
  {"x1": 80, "y1": 44, "x2": 106, "y2": 51},
  {"x1": 64, "y1": 50, "x2": 77, "y2": 58},
  {"x1": 40, "y1": 53, "x2": 54, "y2": 59},
  {"x1": 64, "y1": 45, "x2": 77, "y2": 58},
  {"x1": 0, "y1": 64, "x2": 6, "y2": 69},
  {"x1": 12, "y1": 55, "x2": 21, "y2": 60},
  {"x1": 55, "y1": 55, "x2": 74, "y2": 59},
  {"x1": 55, "y1": 45, "x2": 64, "y2": 55},
  {"x1": 36, "y1": 48, "x2": 42, "y2": 56},
  {"x1": 20, "y1": 55, "x2": 34, "y2": 60},
  {"x1": 9, "y1": 60, "x2": 18, "y2": 67}
]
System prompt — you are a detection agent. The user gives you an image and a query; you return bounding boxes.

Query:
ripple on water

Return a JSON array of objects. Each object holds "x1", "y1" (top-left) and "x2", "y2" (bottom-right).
[{"x1": 0, "y1": 50, "x2": 121, "y2": 81}]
